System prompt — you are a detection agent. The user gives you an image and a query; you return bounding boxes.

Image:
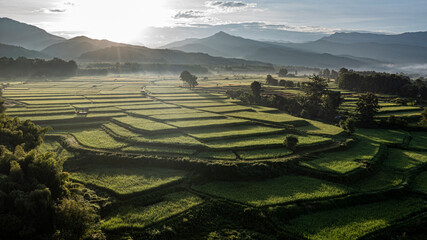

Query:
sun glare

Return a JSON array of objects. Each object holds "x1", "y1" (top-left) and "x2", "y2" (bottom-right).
[{"x1": 64, "y1": 0, "x2": 172, "y2": 43}]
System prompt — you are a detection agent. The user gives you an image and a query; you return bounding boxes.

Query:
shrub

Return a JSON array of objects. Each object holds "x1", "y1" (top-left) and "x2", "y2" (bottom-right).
[{"x1": 284, "y1": 135, "x2": 299, "y2": 151}]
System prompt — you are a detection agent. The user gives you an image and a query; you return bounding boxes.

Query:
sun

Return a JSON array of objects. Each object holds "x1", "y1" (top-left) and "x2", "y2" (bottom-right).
[{"x1": 63, "y1": 0, "x2": 173, "y2": 43}]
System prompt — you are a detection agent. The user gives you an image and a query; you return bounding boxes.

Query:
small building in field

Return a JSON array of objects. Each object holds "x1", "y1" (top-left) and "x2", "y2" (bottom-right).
[{"x1": 75, "y1": 107, "x2": 89, "y2": 114}]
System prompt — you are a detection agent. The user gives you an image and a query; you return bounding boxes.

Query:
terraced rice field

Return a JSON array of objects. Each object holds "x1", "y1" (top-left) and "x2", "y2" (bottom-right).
[
  {"x1": 300, "y1": 136, "x2": 380, "y2": 174},
  {"x1": 193, "y1": 175, "x2": 351, "y2": 206},
  {"x1": 101, "y1": 192, "x2": 203, "y2": 231},
  {"x1": 282, "y1": 197, "x2": 426, "y2": 240},
  {"x1": 3, "y1": 79, "x2": 348, "y2": 159},
  {"x1": 70, "y1": 166, "x2": 187, "y2": 195},
  {"x1": 385, "y1": 149, "x2": 427, "y2": 171}
]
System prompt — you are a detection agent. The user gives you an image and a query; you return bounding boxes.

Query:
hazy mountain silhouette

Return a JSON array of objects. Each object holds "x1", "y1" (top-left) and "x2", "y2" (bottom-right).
[
  {"x1": 280, "y1": 32, "x2": 427, "y2": 64},
  {"x1": 0, "y1": 43, "x2": 51, "y2": 59},
  {"x1": 79, "y1": 45, "x2": 271, "y2": 66},
  {"x1": 162, "y1": 31, "x2": 371, "y2": 67},
  {"x1": 0, "y1": 18, "x2": 64, "y2": 50},
  {"x1": 42, "y1": 36, "x2": 124, "y2": 60},
  {"x1": 321, "y1": 32, "x2": 427, "y2": 47}
]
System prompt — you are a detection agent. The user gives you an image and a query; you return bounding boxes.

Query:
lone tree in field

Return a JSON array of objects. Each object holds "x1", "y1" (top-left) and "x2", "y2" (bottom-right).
[
  {"x1": 356, "y1": 92, "x2": 380, "y2": 125},
  {"x1": 284, "y1": 135, "x2": 299, "y2": 151},
  {"x1": 278, "y1": 68, "x2": 288, "y2": 77},
  {"x1": 251, "y1": 81, "x2": 262, "y2": 102},
  {"x1": 180, "y1": 70, "x2": 198, "y2": 88}
]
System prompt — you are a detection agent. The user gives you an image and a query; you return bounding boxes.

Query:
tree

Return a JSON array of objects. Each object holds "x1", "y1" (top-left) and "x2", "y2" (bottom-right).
[
  {"x1": 180, "y1": 70, "x2": 198, "y2": 88},
  {"x1": 339, "y1": 117, "x2": 355, "y2": 134},
  {"x1": 356, "y1": 92, "x2": 380, "y2": 124},
  {"x1": 284, "y1": 135, "x2": 298, "y2": 151},
  {"x1": 301, "y1": 75, "x2": 328, "y2": 118},
  {"x1": 265, "y1": 75, "x2": 278, "y2": 86},
  {"x1": 251, "y1": 81, "x2": 262, "y2": 102},
  {"x1": 278, "y1": 68, "x2": 288, "y2": 77},
  {"x1": 321, "y1": 90, "x2": 343, "y2": 119}
]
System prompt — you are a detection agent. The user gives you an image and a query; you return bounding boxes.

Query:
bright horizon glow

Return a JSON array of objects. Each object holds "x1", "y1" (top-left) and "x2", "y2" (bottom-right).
[
  {"x1": 59, "y1": 0, "x2": 173, "y2": 43},
  {"x1": 1, "y1": 0, "x2": 426, "y2": 46}
]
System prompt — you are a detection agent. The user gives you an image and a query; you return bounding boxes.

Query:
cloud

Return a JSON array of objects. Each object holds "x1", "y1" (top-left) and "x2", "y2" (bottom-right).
[
  {"x1": 49, "y1": 9, "x2": 66, "y2": 13},
  {"x1": 174, "y1": 10, "x2": 204, "y2": 19},
  {"x1": 205, "y1": 1, "x2": 257, "y2": 11}
]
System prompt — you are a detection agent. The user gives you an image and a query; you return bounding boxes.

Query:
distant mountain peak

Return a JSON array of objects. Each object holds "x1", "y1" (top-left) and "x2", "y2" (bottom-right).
[{"x1": 0, "y1": 17, "x2": 64, "y2": 50}]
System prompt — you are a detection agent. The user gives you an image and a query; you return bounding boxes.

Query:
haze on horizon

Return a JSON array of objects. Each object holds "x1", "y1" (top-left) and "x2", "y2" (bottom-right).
[{"x1": 1, "y1": 0, "x2": 426, "y2": 47}]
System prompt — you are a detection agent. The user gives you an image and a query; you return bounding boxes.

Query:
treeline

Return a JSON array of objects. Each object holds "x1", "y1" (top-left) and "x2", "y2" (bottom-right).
[
  {"x1": 78, "y1": 62, "x2": 209, "y2": 75},
  {"x1": 0, "y1": 57, "x2": 77, "y2": 78},
  {"x1": 227, "y1": 76, "x2": 343, "y2": 121},
  {"x1": 338, "y1": 70, "x2": 427, "y2": 99}
]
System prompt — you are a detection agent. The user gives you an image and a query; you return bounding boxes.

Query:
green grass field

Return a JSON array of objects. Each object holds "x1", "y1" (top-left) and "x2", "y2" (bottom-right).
[
  {"x1": 350, "y1": 171, "x2": 403, "y2": 192},
  {"x1": 283, "y1": 197, "x2": 426, "y2": 240},
  {"x1": 226, "y1": 111, "x2": 309, "y2": 126},
  {"x1": 72, "y1": 129, "x2": 127, "y2": 149},
  {"x1": 101, "y1": 192, "x2": 203, "y2": 231},
  {"x1": 300, "y1": 137, "x2": 379, "y2": 174},
  {"x1": 70, "y1": 166, "x2": 186, "y2": 194},
  {"x1": 356, "y1": 128, "x2": 408, "y2": 144},
  {"x1": 194, "y1": 175, "x2": 351, "y2": 206},
  {"x1": 412, "y1": 171, "x2": 427, "y2": 193},
  {"x1": 113, "y1": 116, "x2": 176, "y2": 132},
  {"x1": 409, "y1": 131, "x2": 427, "y2": 150},
  {"x1": 236, "y1": 148, "x2": 293, "y2": 160},
  {"x1": 297, "y1": 120, "x2": 344, "y2": 135},
  {"x1": 186, "y1": 125, "x2": 285, "y2": 141},
  {"x1": 385, "y1": 149, "x2": 427, "y2": 171},
  {"x1": 197, "y1": 151, "x2": 237, "y2": 160}
]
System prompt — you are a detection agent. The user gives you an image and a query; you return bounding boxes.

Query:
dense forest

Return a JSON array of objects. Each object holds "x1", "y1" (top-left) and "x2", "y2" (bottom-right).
[
  {"x1": 0, "y1": 57, "x2": 77, "y2": 78},
  {"x1": 338, "y1": 70, "x2": 427, "y2": 99},
  {"x1": 0, "y1": 99, "x2": 104, "y2": 239}
]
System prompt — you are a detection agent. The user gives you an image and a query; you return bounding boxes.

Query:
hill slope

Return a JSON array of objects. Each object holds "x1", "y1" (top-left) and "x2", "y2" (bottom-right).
[
  {"x1": 42, "y1": 36, "x2": 124, "y2": 60},
  {"x1": 282, "y1": 32, "x2": 427, "y2": 64},
  {"x1": 79, "y1": 45, "x2": 272, "y2": 66},
  {"x1": 0, "y1": 43, "x2": 51, "y2": 59},
  {"x1": 162, "y1": 32, "x2": 370, "y2": 68},
  {"x1": 0, "y1": 18, "x2": 64, "y2": 50}
]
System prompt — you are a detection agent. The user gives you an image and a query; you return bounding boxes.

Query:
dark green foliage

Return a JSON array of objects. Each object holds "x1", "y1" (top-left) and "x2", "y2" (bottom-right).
[
  {"x1": 284, "y1": 135, "x2": 299, "y2": 151},
  {"x1": 0, "y1": 110, "x2": 102, "y2": 239},
  {"x1": 339, "y1": 117, "x2": 355, "y2": 134},
  {"x1": 321, "y1": 90, "x2": 343, "y2": 120},
  {"x1": 337, "y1": 71, "x2": 427, "y2": 99},
  {"x1": 277, "y1": 68, "x2": 288, "y2": 77},
  {"x1": 380, "y1": 115, "x2": 408, "y2": 129},
  {"x1": 180, "y1": 70, "x2": 198, "y2": 88},
  {"x1": 0, "y1": 114, "x2": 49, "y2": 151},
  {"x1": 0, "y1": 57, "x2": 77, "y2": 78},
  {"x1": 356, "y1": 92, "x2": 380, "y2": 124},
  {"x1": 419, "y1": 108, "x2": 427, "y2": 126},
  {"x1": 265, "y1": 74, "x2": 278, "y2": 86},
  {"x1": 0, "y1": 98, "x2": 6, "y2": 114},
  {"x1": 251, "y1": 81, "x2": 262, "y2": 100},
  {"x1": 301, "y1": 75, "x2": 328, "y2": 118}
]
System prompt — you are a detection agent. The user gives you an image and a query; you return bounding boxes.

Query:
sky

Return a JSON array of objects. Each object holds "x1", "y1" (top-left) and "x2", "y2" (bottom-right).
[{"x1": 1, "y1": 0, "x2": 426, "y2": 46}]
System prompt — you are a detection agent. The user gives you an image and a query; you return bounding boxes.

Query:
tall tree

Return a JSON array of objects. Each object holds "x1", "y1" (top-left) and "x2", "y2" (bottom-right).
[
  {"x1": 251, "y1": 81, "x2": 262, "y2": 102},
  {"x1": 301, "y1": 75, "x2": 328, "y2": 118},
  {"x1": 278, "y1": 68, "x2": 288, "y2": 77},
  {"x1": 180, "y1": 70, "x2": 198, "y2": 88},
  {"x1": 356, "y1": 92, "x2": 380, "y2": 124}
]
